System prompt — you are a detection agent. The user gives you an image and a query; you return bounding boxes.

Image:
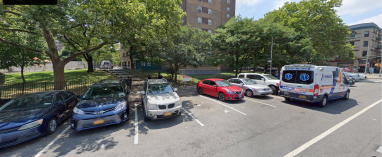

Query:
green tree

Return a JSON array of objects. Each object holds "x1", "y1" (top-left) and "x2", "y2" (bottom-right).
[
  {"x1": 265, "y1": 0, "x2": 355, "y2": 64},
  {"x1": 0, "y1": 0, "x2": 183, "y2": 89}
]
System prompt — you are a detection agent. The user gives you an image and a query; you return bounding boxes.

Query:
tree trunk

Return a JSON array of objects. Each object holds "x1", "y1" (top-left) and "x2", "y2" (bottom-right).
[
  {"x1": 83, "y1": 54, "x2": 94, "y2": 73},
  {"x1": 142, "y1": 61, "x2": 145, "y2": 73},
  {"x1": 129, "y1": 49, "x2": 135, "y2": 69},
  {"x1": 21, "y1": 65, "x2": 26, "y2": 83},
  {"x1": 157, "y1": 60, "x2": 160, "y2": 76},
  {"x1": 235, "y1": 68, "x2": 238, "y2": 77},
  {"x1": 239, "y1": 65, "x2": 243, "y2": 73},
  {"x1": 174, "y1": 64, "x2": 179, "y2": 83}
]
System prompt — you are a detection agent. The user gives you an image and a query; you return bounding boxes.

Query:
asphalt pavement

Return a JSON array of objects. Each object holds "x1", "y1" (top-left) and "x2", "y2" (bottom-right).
[{"x1": 0, "y1": 75, "x2": 381, "y2": 157}]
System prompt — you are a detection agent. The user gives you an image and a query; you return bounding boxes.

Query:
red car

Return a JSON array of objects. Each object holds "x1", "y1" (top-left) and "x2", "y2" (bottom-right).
[
  {"x1": 197, "y1": 78, "x2": 244, "y2": 101},
  {"x1": 341, "y1": 68, "x2": 351, "y2": 72}
]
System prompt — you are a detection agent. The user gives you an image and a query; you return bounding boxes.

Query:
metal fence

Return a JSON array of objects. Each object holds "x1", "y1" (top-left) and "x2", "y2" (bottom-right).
[{"x1": 0, "y1": 81, "x2": 97, "y2": 99}]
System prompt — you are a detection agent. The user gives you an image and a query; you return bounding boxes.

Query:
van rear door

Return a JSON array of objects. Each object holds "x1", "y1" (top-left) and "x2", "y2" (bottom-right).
[{"x1": 281, "y1": 70, "x2": 315, "y2": 98}]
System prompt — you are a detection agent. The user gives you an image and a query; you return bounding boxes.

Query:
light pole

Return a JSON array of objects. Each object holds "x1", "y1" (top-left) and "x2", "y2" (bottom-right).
[{"x1": 365, "y1": 45, "x2": 370, "y2": 74}]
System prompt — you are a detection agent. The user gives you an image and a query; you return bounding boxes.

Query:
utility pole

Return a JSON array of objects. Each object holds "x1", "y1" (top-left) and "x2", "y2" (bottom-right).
[
  {"x1": 270, "y1": 36, "x2": 273, "y2": 75},
  {"x1": 365, "y1": 44, "x2": 370, "y2": 74}
]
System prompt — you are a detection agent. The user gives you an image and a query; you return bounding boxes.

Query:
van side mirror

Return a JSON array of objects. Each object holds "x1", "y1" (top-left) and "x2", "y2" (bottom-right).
[
  {"x1": 140, "y1": 91, "x2": 146, "y2": 95},
  {"x1": 174, "y1": 88, "x2": 178, "y2": 92}
]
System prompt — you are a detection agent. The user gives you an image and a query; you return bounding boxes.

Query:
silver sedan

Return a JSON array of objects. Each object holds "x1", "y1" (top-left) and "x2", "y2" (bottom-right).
[{"x1": 227, "y1": 78, "x2": 272, "y2": 97}]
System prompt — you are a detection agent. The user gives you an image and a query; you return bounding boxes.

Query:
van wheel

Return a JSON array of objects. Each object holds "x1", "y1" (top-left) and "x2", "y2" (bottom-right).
[
  {"x1": 269, "y1": 86, "x2": 277, "y2": 95},
  {"x1": 343, "y1": 91, "x2": 350, "y2": 100},
  {"x1": 318, "y1": 96, "x2": 327, "y2": 108}
]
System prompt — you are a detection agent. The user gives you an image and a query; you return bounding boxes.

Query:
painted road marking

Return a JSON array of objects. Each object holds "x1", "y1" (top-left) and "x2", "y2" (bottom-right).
[
  {"x1": 134, "y1": 103, "x2": 138, "y2": 144},
  {"x1": 267, "y1": 95, "x2": 284, "y2": 100},
  {"x1": 199, "y1": 95, "x2": 247, "y2": 115},
  {"x1": 182, "y1": 107, "x2": 204, "y2": 126},
  {"x1": 246, "y1": 99, "x2": 276, "y2": 108},
  {"x1": 34, "y1": 126, "x2": 70, "y2": 157},
  {"x1": 284, "y1": 99, "x2": 382, "y2": 157}
]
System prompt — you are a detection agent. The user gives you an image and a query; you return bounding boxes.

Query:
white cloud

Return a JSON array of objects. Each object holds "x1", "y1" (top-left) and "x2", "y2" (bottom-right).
[
  {"x1": 336, "y1": 0, "x2": 382, "y2": 15},
  {"x1": 350, "y1": 14, "x2": 382, "y2": 28},
  {"x1": 236, "y1": 0, "x2": 262, "y2": 6},
  {"x1": 273, "y1": 0, "x2": 289, "y2": 10}
]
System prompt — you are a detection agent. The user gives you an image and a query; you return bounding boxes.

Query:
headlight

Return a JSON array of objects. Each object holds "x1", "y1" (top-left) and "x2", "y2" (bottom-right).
[
  {"x1": 225, "y1": 89, "x2": 235, "y2": 94},
  {"x1": 175, "y1": 101, "x2": 181, "y2": 107},
  {"x1": 251, "y1": 88, "x2": 257, "y2": 92},
  {"x1": 18, "y1": 119, "x2": 43, "y2": 131},
  {"x1": 74, "y1": 107, "x2": 84, "y2": 115},
  {"x1": 115, "y1": 101, "x2": 127, "y2": 111},
  {"x1": 147, "y1": 103, "x2": 158, "y2": 110}
]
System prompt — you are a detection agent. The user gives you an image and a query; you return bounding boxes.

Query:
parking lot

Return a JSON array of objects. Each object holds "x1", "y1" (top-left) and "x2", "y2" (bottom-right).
[{"x1": 0, "y1": 74, "x2": 381, "y2": 157}]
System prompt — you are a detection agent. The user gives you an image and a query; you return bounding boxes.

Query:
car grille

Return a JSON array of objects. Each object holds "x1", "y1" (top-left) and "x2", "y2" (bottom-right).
[
  {"x1": 235, "y1": 91, "x2": 242, "y2": 95},
  {"x1": 0, "y1": 127, "x2": 20, "y2": 134},
  {"x1": 84, "y1": 107, "x2": 116, "y2": 115},
  {"x1": 168, "y1": 103, "x2": 175, "y2": 109},
  {"x1": 158, "y1": 105, "x2": 166, "y2": 109},
  {"x1": 158, "y1": 103, "x2": 176, "y2": 110}
]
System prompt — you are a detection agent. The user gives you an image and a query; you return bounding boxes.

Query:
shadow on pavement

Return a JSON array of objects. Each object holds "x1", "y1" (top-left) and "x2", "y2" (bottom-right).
[{"x1": 280, "y1": 98, "x2": 358, "y2": 114}]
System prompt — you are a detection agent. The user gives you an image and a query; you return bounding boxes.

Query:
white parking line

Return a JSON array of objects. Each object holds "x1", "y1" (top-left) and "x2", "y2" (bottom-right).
[
  {"x1": 374, "y1": 80, "x2": 382, "y2": 83},
  {"x1": 246, "y1": 99, "x2": 276, "y2": 108},
  {"x1": 134, "y1": 103, "x2": 138, "y2": 144},
  {"x1": 268, "y1": 95, "x2": 284, "y2": 100},
  {"x1": 182, "y1": 107, "x2": 204, "y2": 126},
  {"x1": 199, "y1": 95, "x2": 247, "y2": 115},
  {"x1": 284, "y1": 99, "x2": 382, "y2": 157},
  {"x1": 34, "y1": 126, "x2": 70, "y2": 157}
]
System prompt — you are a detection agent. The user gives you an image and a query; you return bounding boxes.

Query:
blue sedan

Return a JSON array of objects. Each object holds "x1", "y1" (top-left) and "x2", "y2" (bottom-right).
[{"x1": 0, "y1": 90, "x2": 77, "y2": 148}]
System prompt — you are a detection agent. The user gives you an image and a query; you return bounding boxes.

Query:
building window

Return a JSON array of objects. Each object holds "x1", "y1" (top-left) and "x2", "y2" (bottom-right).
[
  {"x1": 198, "y1": 6, "x2": 202, "y2": 13},
  {"x1": 208, "y1": 8, "x2": 212, "y2": 15},
  {"x1": 227, "y1": 14, "x2": 230, "y2": 18},
  {"x1": 365, "y1": 31, "x2": 369, "y2": 37},
  {"x1": 208, "y1": 0, "x2": 212, "y2": 4},
  {"x1": 364, "y1": 41, "x2": 368, "y2": 47},
  {"x1": 208, "y1": 30, "x2": 212, "y2": 34},
  {"x1": 350, "y1": 42, "x2": 354, "y2": 46},
  {"x1": 227, "y1": 7, "x2": 230, "y2": 11},
  {"x1": 350, "y1": 33, "x2": 355, "y2": 39},
  {"x1": 362, "y1": 51, "x2": 367, "y2": 56},
  {"x1": 198, "y1": 17, "x2": 202, "y2": 23},
  {"x1": 208, "y1": 19, "x2": 212, "y2": 25},
  {"x1": 227, "y1": 0, "x2": 230, "y2": 4}
]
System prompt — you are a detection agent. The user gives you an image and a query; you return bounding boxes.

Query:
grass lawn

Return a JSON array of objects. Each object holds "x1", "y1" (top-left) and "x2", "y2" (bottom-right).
[{"x1": 4, "y1": 69, "x2": 116, "y2": 84}]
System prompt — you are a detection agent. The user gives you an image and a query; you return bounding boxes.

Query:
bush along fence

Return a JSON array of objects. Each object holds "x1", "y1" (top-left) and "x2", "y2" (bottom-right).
[{"x1": 0, "y1": 81, "x2": 97, "y2": 99}]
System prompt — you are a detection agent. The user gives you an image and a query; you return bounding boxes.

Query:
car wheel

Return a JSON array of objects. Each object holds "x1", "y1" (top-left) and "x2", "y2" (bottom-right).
[
  {"x1": 343, "y1": 91, "x2": 350, "y2": 100},
  {"x1": 218, "y1": 92, "x2": 225, "y2": 101},
  {"x1": 318, "y1": 96, "x2": 328, "y2": 108},
  {"x1": 46, "y1": 118, "x2": 57, "y2": 135},
  {"x1": 270, "y1": 86, "x2": 277, "y2": 95},
  {"x1": 198, "y1": 88, "x2": 203, "y2": 95},
  {"x1": 142, "y1": 101, "x2": 150, "y2": 121},
  {"x1": 246, "y1": 89, "x2": 253, "y2": 97}
]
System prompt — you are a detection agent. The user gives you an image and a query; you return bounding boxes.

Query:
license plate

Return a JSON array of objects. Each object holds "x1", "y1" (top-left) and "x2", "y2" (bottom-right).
[
  {"x1": 93, "y1": 119, "x2": 105, "y2": 125},
  {"x1": 284, "y1": 91, "x2": 289, "y2": 95},
  {"x1": 238, "y1": 95, "x2": 242, "y2": 98},
  {"x1": 164, "y1": 112, "x2": 172, "y2": 116},
  {"x1": 299, "y1": 95, "x2": 306, "y2": 99}
]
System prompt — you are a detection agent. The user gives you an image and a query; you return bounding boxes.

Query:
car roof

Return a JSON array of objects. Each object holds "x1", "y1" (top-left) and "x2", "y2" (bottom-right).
[
  {"x1": 91, "y1": 80, "x2": 123, "y2": 87},
  {"x1": 19, "y1": 90, "x2": 60, "y2": 98},
  {"x1": 148, "y1": 79, "x2": 168, "y2": 84},
  {"x1": 205, "y1": 78, "x2": 224, "y2": 81}
]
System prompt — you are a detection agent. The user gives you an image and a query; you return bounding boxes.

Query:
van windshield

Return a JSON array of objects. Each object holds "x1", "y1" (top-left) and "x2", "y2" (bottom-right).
[{"x1": 282, "y1": 70, "x2": 314, "y2": 84}]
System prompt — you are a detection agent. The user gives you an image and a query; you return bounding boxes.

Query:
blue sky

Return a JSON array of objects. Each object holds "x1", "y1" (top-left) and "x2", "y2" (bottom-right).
[{"x1": 236, "y1": 0, "x2": 382, "y2": 28}]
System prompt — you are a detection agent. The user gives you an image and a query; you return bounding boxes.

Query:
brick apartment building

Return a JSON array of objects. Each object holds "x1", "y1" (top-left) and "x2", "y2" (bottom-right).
[
  {"x1": 329, "y1": 23, "x2": 382, "y2": 73},
  {"x1": 120, "y1": 0, "x2": 236, "y2": 74}
]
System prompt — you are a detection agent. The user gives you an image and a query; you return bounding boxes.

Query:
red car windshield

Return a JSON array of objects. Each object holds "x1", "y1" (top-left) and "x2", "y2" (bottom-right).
[{"x1": 216, "y1": 80, "x2": 232, "y2": 87}]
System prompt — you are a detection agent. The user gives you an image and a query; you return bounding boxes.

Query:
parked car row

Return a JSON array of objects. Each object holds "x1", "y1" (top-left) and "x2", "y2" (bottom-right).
[{"x1": 0, "y1": 79, "x2": 130, "y2": 148}]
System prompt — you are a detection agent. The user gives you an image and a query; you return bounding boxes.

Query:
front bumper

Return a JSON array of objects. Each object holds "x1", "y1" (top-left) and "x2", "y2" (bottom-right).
[
  {"x1": 0, "y1": 126, "x2": 43, "y2": 149},
  {"x1": 71, "y1": 110, "x2": 128, "y2": 131},
  {"x1": 146, "y1": 105, "x2": 182, "y2": 120},
  {"x1": 253, "y1": 90, "x2": 272, "y2": 96},
  {"x1": 279, "y1": 91, "x2": 324, "y2": 103},
  {"x1": 225, "y1": 93, "x2": 244, "y2": 100}
]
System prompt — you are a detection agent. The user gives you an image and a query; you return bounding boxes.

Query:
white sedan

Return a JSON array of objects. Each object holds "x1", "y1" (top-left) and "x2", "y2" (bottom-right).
[{"x1": 343, "y1": 72, "x2": 367, "y2": 81}]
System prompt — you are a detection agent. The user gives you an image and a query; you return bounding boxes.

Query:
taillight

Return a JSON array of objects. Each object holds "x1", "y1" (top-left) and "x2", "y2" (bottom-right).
[
  {"x1": 314, "y1": 84, "x2": 319, "y2": 96},
  {"x1": 278, "y1": 81, "x2": 281, "y2": 90}
]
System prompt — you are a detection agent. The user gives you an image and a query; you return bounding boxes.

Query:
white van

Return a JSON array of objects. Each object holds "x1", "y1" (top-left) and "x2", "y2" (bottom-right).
[
  {"x1": 100, "y1": 60, "x2": 113, "y2": 69},
  {"x1": 279, "y1": 64, "x2": 351, "y2": 107}
]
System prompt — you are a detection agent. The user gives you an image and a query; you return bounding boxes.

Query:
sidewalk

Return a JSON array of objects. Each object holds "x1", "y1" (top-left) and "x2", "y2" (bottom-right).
[{"x1": 355, "y1": 72, "x2": 382, "y2": 79}]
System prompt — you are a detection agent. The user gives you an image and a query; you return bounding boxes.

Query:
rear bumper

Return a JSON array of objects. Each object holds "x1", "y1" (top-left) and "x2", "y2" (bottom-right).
[
  {"x1": 280, "y1": 91, "x2": 323, "y2": 103},
  {"x1": 146, "y1": 106, "x2": 182, "y2": 120}
]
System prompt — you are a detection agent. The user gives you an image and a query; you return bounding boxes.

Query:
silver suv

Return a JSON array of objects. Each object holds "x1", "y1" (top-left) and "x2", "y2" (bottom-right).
[{"x1": 140, "y1": 79, "x2": 182, "y2": 121}]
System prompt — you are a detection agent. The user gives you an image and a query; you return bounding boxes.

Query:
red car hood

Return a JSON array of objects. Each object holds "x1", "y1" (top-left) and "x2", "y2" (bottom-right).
[{"x1": 220, "y1": 86, "x2": 242, "y2": 92}]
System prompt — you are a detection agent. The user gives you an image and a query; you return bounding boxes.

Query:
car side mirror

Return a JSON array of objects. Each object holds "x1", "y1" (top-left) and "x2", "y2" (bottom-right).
[
  {"x1": 261, "y1": 78, "x2": 265, "y2": 81},
  {"x1": 77, "y1": 95, "x2": 82, "y2": 99},
  {"x1": 174, "y1": 88, "x2": 178, "y2": 92},
  {"x1": 57, "y1": 101, "x2": 64, "y2": 106},
  {"x1": 213, "y1": 85, "x2": 217, "y2": 87},
  {"x1": 240, "y1": 83, "x2": 244, "y2": 86},
  {"x1": 140, "y1": 91, "x2": 146, "y2": 95},
  {"x1": 126, "y1": 91, "x2": 130, "y2": 94}
]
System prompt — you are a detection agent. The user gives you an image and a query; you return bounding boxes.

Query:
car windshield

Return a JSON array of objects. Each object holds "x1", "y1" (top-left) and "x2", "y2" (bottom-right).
[
  {"x1": 216, "y1": 80, "x2": 232, "y2": 87},
  {"x1": 147, "y1": 83, "x2": 173, "y2": 95},
  {"x1": 263, "y1": 74, "x2": 278, "y2": 80},
  {"x1": 82, "y1": 85, "x2": 125, "y2": 99},
  {"x1": 242, "y1": 79, "x2": 256, "y2": 85},
  {"x1": 0, "y1": 95, "x2": 54, "y2": 112}
]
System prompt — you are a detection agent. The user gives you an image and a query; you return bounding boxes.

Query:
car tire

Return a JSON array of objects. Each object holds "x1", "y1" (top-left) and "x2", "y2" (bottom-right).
[
  {"x1": 218, "y1": 92, "x2": 225, "y2": 102},
  {"x1": 142, "y1": 101, "x2": 150, "y2": 121},
  {"x1": 46, "y1": 118, "x2": 57, "y2": 135},
  {"x1": 246, "y1": 89, "x2": 253, "y2": 97},
  {"x1": 198, "y1": 88, "x2": 203, "y2": 95},
  {"x1": 270, "y1": 86, "x2": 277, "y2": 95},
  {"x1": 343, "y1": 91, "x2": 350, "y2": 100},
  {"x1": 318, "y1": 96, "x2": 328, "y2": 108}
]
